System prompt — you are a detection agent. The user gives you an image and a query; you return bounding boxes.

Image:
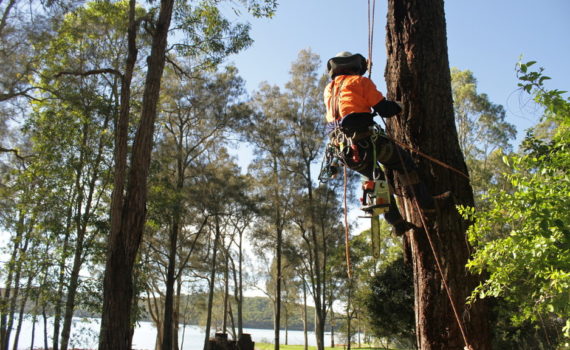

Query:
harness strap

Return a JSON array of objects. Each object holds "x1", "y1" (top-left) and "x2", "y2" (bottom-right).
[{"x1": 330, "y1": 76, "x2": 347, "y2": 122}]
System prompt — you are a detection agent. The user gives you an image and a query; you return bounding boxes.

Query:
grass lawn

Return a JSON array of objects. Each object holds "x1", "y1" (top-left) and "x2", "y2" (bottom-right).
[
  {"x1": 254, "y1": 344, "x2": 395, "y2": 350},
  {"x1": 254, "y1": 344, "x2": 337, "y2": 350}
]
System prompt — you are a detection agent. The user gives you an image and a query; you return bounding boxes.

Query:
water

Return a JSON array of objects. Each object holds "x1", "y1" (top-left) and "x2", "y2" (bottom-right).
[{"x1": 9, "y1": 316, "x2": 337, "y2": 349}]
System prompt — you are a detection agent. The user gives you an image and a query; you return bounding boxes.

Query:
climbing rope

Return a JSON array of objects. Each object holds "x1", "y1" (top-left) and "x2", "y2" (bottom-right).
[
  {"x1": 367, "y1": 0, "x2": 376, "y2": 77},
  {"x1": 388, "y1": 116, "x2": 473, "y2": 350},
  {"x1": 381, "y1": 128, "x2": 470, "y2": 180}
]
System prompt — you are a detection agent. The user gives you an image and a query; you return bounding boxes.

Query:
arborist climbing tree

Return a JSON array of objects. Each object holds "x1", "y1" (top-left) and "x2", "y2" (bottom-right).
[
  {"x1": 319, "y1": 0, "x2": 493, "y2": 349},
  {"x1": 321, "y1": 51, "x2": 435, "y2": 237}
]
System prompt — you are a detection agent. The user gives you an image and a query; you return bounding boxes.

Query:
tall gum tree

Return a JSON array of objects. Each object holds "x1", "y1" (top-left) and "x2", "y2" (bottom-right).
[
  {"x1": 384, "y1": 1, "x2": 491, "y2": 348},
  {"x1": 98, "y1": 1, "x2": 276, "y2": 349}
]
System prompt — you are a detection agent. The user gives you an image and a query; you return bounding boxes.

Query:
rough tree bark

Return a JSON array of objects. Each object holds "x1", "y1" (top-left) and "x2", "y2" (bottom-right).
[
  {"x1": 99, "y1": 0, "x2": 174, "y2": 349},
  {"x1": 384, "y1": 0, "x2": 491, "y2": 349}
]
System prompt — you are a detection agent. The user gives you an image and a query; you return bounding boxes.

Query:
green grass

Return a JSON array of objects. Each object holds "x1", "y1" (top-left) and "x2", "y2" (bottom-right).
[
  {"x1": 254, "y1": 344, "x2": 395, "y2": 350},
  {"x1": 254, "y1": 343, "x2": 337, "y2": 350}
]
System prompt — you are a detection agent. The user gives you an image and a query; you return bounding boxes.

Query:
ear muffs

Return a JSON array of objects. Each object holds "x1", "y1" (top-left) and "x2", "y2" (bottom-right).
[{"x1": 327, "y1": 53, "x2": 368, "y2": 78}]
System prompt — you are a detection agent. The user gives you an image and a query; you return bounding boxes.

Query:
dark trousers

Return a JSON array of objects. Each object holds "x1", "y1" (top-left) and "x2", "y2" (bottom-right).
[{"x1": 342, "y1": 132, "x2": 421, "y2": 226}]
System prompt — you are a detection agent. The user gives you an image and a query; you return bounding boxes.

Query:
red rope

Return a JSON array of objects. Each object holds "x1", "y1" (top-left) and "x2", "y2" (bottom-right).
[{"x1": 392, "y1": 123, "x2": 472, "y2": 349}]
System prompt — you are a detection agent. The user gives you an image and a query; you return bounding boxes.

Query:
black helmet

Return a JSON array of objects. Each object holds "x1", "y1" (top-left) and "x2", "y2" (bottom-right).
[{"x1": 326, "y1": 51, "x2": 368, "y2": 78}]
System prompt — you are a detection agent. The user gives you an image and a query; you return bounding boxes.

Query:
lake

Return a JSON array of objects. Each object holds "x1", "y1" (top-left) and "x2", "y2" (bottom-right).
[{"x1": 9, "y1": 316, "x2": 339, "y2": 349}]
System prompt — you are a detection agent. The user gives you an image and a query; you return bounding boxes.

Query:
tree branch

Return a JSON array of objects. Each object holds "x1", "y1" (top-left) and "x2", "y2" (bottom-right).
[
  {"x1": 0, "y1": 87, "x2": 38, "y2": 102},
  {"x1": 0, "y1": 146, "x2": 28, "y2": 160},
  {"x1": 53, "y1": 68, "x2": 123, "y2": 79}
]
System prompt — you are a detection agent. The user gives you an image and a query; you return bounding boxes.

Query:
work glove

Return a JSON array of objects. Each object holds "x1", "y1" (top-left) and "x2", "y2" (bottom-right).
[{"x1": 373, "y1": 99, "x2": 403, "y2": 118}]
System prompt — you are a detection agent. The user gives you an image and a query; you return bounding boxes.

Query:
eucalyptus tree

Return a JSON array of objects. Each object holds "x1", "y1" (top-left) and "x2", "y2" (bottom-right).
[
  {"x1": 89, "y1": 1, "x2": 276, "y2": 348},
  {"x1": 280, "y1": 49, "x2": 336, "y2": 350},
  {"x1": 161, "y1": 64, "x2": 246, "y2": 350},
  {"x1": 141, "y1": 63, "x2": 247, "y2": 349},
  {"x1": 451, "y1": 68, "x2": 516, "y2": 198},
  {"x1": 26, "y1": 2, "x2": 133, "y2": 349},
  {"x1": 384, "y1": 0, "x2": 491, "y2": 348},
  {"x1": 226, "y1": 191, "x2": 257, "y2": 339},
  {"x1": 182, "y1": 149, "x2": 250, "y2": 350},
  {"x1": 244, "y1": 80, "x2": 304, "y2": 349}
]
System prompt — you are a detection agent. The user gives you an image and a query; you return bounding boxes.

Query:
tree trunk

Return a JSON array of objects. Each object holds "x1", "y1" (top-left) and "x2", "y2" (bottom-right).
[
  {"x1": 330, "y1": 309, "x2": 335, "y2": 348},
  {"x1": 53, "y1": 204, "x2": 74, "y2": 350},
  {"x1": 29, "y1": 313, "x2": 36, "y2": 350},
  {"x1": 161, "y1": 213, "x2": 179, "y2": 350},
  {"x1": 284, "y1": 307, "x2": 288, "y2": 345},
  {"x1": 273, "y1": 157, "x2": 282, "y2": 350},
  {"x1": 11, "y1": 272, "x2": 32, "y2": 350},
  {"x1": 237, "y1": 230, "x2": 244, "y2": 338},
  {"x1": 346, "y1": 307, "x2": 351, "y2": 350},
  {"x1": 273, "y1": 226, "x2": 282, "y2": 350},
  {"x1": 0, "y1": 212, "x2": 26, "y2": 350},
  {"x1": 173, "y1": 278, "x2": 182, "y2": 350},
  {"x1": 384, "y1": 1, "x2": 490, "y2": 349},
  {"x1": 99, "y1": 0, "x2": 174, "y2": 349},
  {"x1": 222, "y1": 248, "x2": 229, "y2": 334},
  {"x1": 203, "y1": 215, "x2": 221, "y2": 350},
  {"x1": 302, "y1": 280, "x2": 308, "y2": 350},
  {"x1": 62, "y1": 115, "x2": 108, "y2": 350},
  {"x1": 42, "y1": 308, "x2": 48, "y2": 350}
]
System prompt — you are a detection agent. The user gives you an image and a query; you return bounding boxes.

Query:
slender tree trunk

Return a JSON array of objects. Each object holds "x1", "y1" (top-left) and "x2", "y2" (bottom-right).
[
  {"x1": 222, "y1": 248, "x2": 229, "y2": 334},
  {"x1": 306, "y1": 167, "x2": 325, "y2": 350},
  {"x1": 163, "y1": 114, "x2": 187, "y2": 350},
  {"x1": 62, "y1": 115, "x2": 108, "y2": 350},
  {"x1": 53, "y1": 201, "x2": 74, "y2": 350},
  {"x1": 3, "y1": 225, "x2": 31, "y2": 350},
  {"x1": 272, "y1": 157, "x2": 282, "y2": 350},
  {"x1": 162, "y1": 206, "x2": 181, "y2": 350},
  {"x1": 0, "y1": 212, "x2": 26, "y2": 350},
  {"x1": 346, "y1": 308, "x2": 351, "y2": 350},
  {"x1": 99, "y1": 0, "x2": 174, "y2": 348},
  {"x1": 203, "y1": 215, "x2": 221, "y2": 350},
  {"x1": 284, "y1": 307, "x2": 288, "y2": 345},
  {"x1": 330, "y1": 309, "x2": 335, "y2": 348},
  {"x1": 11, "y1": 272, "x2": 32, "y2": 350},
  {"x1": 42, "y1": 308, "x2": 48, "y2": 350},
  {"x1": 161, "y1": 216, "x2": 178, "y2": 350},
  {"x1": 173, "y1": 278, "x2": 182, "y2": 350},
  {"x1": 384, "y1": 1, "x2": 491, "y2": 349},
  {"x1": 302, "y1": 280, "x2": 308, "y2": 350},
  {"x1": 30, "y1": 313, "x2": 36, "y2": 350},
  {"x1": 237, "y1": 230, "x2": 244, "y2": 338}
]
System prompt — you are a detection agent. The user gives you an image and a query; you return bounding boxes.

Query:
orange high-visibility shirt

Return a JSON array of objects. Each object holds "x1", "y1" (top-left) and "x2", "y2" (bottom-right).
[{"x1": 324, "y1": 75, "x2": 384, "y2": 123}]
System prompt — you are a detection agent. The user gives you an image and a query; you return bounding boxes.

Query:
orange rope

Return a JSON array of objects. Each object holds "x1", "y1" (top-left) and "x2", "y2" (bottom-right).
[
  {"x1": 392, "y1": 122, "x2": 472, "y2": 349},
  {"x1": 392, "y1": 137, "x2": 469, "y2": 180}
]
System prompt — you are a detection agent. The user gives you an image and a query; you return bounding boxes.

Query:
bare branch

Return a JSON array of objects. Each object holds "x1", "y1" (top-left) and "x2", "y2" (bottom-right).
[
  {"x1": 53, "y1": 68, "x2": 123, "y2": 79},
  {"x1": 0, "y1": 146, "x2": 28, "y2": 160},
  {"x1": 0, "y1": 87, "x2": 39, "y2": 102}
]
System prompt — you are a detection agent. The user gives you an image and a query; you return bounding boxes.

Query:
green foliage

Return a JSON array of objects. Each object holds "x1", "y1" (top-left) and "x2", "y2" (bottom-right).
[
  {"x1": 451, "y1": 67, "x2": 517, "y2": 199},
  {"x1": 361, "y1": 257, "x2": 415, "y2": 349},
  {"x1": 462, "y1": 62, "x2": 570, "y2": 343}
]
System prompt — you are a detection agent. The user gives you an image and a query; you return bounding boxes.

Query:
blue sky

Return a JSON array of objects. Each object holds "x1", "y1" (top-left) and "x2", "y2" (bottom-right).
[{"x1": 225, "y1": 0, "x2": 570, "y2": 140}]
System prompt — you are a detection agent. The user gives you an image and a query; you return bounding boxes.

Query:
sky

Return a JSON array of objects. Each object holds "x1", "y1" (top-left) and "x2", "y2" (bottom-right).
[
  {"x1": 224, "y1": 0, "x2": 570, "y2": 142},
  {"x1": 224, "y1": 0, "x2": 570, "y2": 267}
]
